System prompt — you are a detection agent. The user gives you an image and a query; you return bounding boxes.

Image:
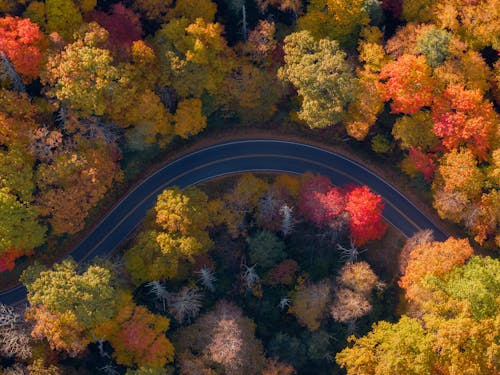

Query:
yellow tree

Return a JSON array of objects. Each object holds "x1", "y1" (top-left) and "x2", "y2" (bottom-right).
[
  {"x1": 173, "y1": 98, "x2": 206, "y2": 139},
  {"x1": 42, "y1": 23, "x2": 118, "y2": 117}
]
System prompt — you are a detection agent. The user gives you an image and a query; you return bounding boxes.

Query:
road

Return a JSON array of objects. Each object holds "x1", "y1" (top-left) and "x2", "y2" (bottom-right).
[{"x1": 0, "y1": 140, "x2": 448, "y2": 306}]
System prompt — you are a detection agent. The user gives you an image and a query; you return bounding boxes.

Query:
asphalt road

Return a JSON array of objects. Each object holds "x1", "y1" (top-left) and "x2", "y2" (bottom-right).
[{"x1": 0, "y1": 140, "x2": 448, "y2": 306}]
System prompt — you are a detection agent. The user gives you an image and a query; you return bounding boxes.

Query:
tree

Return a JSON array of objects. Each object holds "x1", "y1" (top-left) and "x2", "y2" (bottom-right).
[
  {"x1": 416, "y1": 27, "x2": 450, "y2": 68},
  {"x1": 154, "y1": 17, "x2": 235, "y2": 98},
  {"x1": 166, "y1": 0, "x2": 217, "y2": 23},
  {"x1": 278, "y1": 31, "x2": 357, "y2": 128},
  {"x1": 435, "y1": 148, "x2": 483, "y2": 200},
  {"x1": 247, "y1": 230, "x2": 286, "y2": 269},
  {"x1": 379, "y1": 54, "x2": 436, "y2": 114},
  {"x1": 0, "y1": 188, "x2": 45, "y2": 271},
  {"x1": 336, "y1": 316, "x2": 435, "y2": 374},
  {"x1": 440, "y1": 256, "x2": 500, "y2": 320},
  {"x1": 290, "y1": 280, "x2": 331, "y2": 331},
  {"x1": 434, "y1": 0, "x2": 500, "y2": 51},
  {"x1": 257, "y1": 0, "x2": 302, "y2": 15},
  {"x1": 408, "y1": 147, "x2": 436, "y2": 182},
  {"x1": 173, "y1": 300, "x2": 266, "y2": 374},
  {"x1": 337, "y1": 261, "x2": 380, "y2": 296},
  {"x1": 345, "y1": 186, "x2": 387, "y2": 246},
  {"x1": 392, "y1": 111, "x2": 439, "y2": 151},
  {"x1": 0, "y1": 304, "x2": 32, "y2": 360},
  {"x1": 88, "y1": 3, "x2": 142, "y2": 57},
  {"x1": 399, "y1": 237, "x2": 473, "y2": 306},
  {"x1": 35, "y1": 136, "x2": 122, "y2": 235},
  {"x1": 22, "y1": 259, "x2": 117, "y2": 329},
  {"x1": 345, "y1": 71, "x2": 384, "y2": 140},
  {"x1": 428, "y1": 313, "x2": 500, "y2": 375},
  {"x1": 155, "y1": 186, "x2": 212, "y2": 265},
  {"x1": 45, "y1": 0, "x2": 83, "y2": 41},
  {"x1": 167, "y1": 286, "x2": 203, "y2": 323},
  {"x1": 132, "y1": 0, "x2": 172, "y2": 22},
  {"x1": 42, "y1": 23, "x2": 118, "y2": 117},
  {"x1": 401, "y1": 0, "x2": 438, "y2": 23},
  {"x1": 330, "y1": 288, "x2": 372, "y2": 323},
  {"x1": 297, "y1": 0, "x2": 370, "y2": 48},
  {"x1": 96, "y1": 293, "x2": 173, "y2": 368},
  {"x1": 262, "y1": 358, "x2": 296, "y2": 375},
  {"x1": 26, "y1": 306, "x2": 89, "y2": 356},
  {"x1": 265, "y1": 259, "x2": 299, "y2": 285},
  {"x1": 299, "y1": 173, "x2": 337, "y2": 226},
  {"x1": 431, "y1": 84, "x2": 498, "y2": 160},
  {"x1": 0, "y1": 16, "x2": 46, "y2": 82},
  {"x1": 124, "y1": 230, "x2": 178, "y2": 285},
  {"x1": 173, "y1": 98, "x2": 207, "y2": 139}
]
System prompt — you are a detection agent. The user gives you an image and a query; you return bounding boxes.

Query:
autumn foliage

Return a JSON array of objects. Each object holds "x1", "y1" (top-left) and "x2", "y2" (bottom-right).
[
  {"x1": 0, "y1": 16, "x2": 45, "y2": 82},
  {"x1": 379, "y1": 54, "x2": 436, "y2": 114},
  {"x1": 299, "y1": 174, "x2": 387, "y2": 245}
]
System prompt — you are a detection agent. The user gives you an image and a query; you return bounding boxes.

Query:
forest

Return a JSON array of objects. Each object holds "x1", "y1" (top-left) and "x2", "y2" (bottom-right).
[{"x1": 0, "y1": 0, "x2": 499, "y2": 374}]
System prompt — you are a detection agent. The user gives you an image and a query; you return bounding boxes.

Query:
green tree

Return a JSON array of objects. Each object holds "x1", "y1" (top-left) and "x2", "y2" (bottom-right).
[
  {"x1": 0, "y1": 187, "x2": 45, "y2": 256},
  {"x1": 22, "y1": 259, "x2": 117, "y2": 329},
  {"x1": 247, "y1": 230, "x2": 286, "y2": 269},
  {"x1": 278, "y1": 31, "x2": 357, "y2": 128},
  {"x1": 392, "y1": 111, "x2": 439, "y2": 151},
  {"x1": 416, "y1": 27, "x2": 450, "y2": 68},
  {"x1": 441, "y1": 256, "x2": 500, "y2": 320}
]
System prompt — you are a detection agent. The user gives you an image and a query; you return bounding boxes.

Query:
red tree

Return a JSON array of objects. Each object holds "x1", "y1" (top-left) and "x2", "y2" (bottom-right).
[
  {"x1": 379, "y1": 54, "x2": 436, "y2": 114},
  {"x1": 0, "y1": 248, "x2": 33, "y2": 272},
  {"x1": 431, "y1": 84, "x2": 497, "y2": 161},
  {"x1": 299, "y1": 174, "x2": 344, "y2": 227},
  {"x1": 0, "y1": 16, "x2": 45, "y2": 82},
  {"x1": 345, "y1": 186, "x2": 387, "y2": 245},
  {"x1": 88, "y1": 4, "x2": 142, "y2": 57},
  {"x1": 409, "y1": 147, "x2": 436, "y2": 182}
]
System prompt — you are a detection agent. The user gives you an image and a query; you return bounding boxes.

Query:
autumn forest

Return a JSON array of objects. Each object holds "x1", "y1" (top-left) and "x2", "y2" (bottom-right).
[{"x1": 0, "y1": 0, "x2": 499, "y2": 374}]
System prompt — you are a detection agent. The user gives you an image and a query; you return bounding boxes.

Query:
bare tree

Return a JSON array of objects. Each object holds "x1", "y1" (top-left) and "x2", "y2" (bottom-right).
[
  {"x1": 146, "y1": 281, "x2": 170, "y2": 312},
  {"x1": 196, "y1": 267, "x2": 216, "y2": 292},
  {"x1": 279, "y1": 204, "x2": 295, "y2": 237},
  {"x1": 168, "y1": 286, "x2": 203, "y2": 324},
  {"x1": 241, "y1": 264, "x2": 260, "y2": 291},
  {"x1": 337, "y1": 241, "x2": 367, "y2": 263},
  {"x1": 0, "y1": 304, "x2": 32, "y2": 360},
  {"x1": 0, "y1": 51, "x2": 25, "y2": 93},
  {"x1": 278, "y1": 296, "x2": 290, "y2": 311}
]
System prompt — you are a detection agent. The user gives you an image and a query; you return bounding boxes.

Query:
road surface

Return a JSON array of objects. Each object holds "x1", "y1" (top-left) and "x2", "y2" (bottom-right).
[{"x1": 0, "y1": 140, "x2": 447, "y2": 306}]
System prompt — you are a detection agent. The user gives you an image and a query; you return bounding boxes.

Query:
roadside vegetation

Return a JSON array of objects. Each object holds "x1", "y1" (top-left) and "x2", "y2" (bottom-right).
[{"x1": 0, "y1": 0, "x2": 499, "y2": 373}]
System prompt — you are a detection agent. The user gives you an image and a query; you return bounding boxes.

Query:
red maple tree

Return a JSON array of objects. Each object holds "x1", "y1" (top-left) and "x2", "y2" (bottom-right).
[
  {"x1": 379, "y1": 54, "x2": 436, "y2": 114},
  {"x1": 0, "y1": 16, "x2": 46, "y2": 82},
  {"x1": 431, "y1": 84, "x2": 497, "y2": 160},
  {"x1": 345, "y1": 186, "x2": 387, "y2": 246}
]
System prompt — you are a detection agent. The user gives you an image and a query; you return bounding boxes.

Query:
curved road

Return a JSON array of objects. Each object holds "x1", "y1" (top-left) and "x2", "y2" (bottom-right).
[{"x1": 0, "y1": 140, "x2": 447, "y2": 306}]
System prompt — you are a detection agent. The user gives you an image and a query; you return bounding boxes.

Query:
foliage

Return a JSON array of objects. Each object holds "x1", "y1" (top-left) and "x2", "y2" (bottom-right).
[
  {"x1": 42, "y1": 23, "x2": 118, "y2": 117},
  {"x1": 22, "y1": 259, "x2": 117, "y2": 329},
  {"x1": 298, "y1": 0, "x2": 370, "y2": 48},
  {"x1": 278, "y1": 31, "x2": 357, "y2": 128},
  {"x1": 431, "y1": 84, "x2": 498, "y2": 161},
  {"x1": 0, "y1": 16, "x2": 45, "y2": 82},
  {"x1": 0, "y1": 188, "x2": 45, "y2": 269},
  {"x1": 247, "y1": 230, "x2": 286, "y2": 269},
  {"x1": 95, "y1": 293, "x2": 173, "y2": 367},
  {"x1": 336, "y1": 316, "x2": 435, "y2": 374},
  {"x1": 345, "y1": 186, "x2": 387, "y2": 246},
  {"x1": 173, "y1": 300, "x2": 266, "y2": 374},
  {"x1": 290, "y1": 280, "x2": 331, "y2": 331},
  {"x1": 379, "y1": 54, "x2": 436, "y2": 114}
]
